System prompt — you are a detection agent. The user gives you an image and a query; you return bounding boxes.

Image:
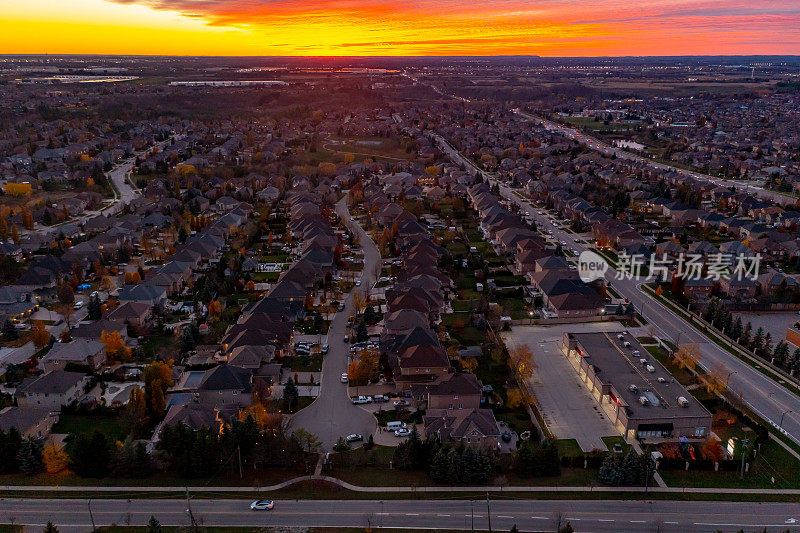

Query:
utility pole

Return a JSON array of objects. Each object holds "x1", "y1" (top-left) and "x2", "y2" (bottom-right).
[
  {"x1": 470, "y1": 500, "x2": 474, "y2": 531},
  {"x1": 87, "y1": 499, "x2": 96, "y2": 532},
  {"x1": 185, "y1": 487, "x2": 199, "y2": 533},
  {"x1": 238, "y1": 445, "x2": 243, "y2": 479},
  {"x1": 486, "y1": 492, "x2": 492, "y2": 533}
]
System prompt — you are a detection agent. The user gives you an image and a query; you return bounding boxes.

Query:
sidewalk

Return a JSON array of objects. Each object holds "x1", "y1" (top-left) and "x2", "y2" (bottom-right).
[{"x1": 5, "y1": 475, "x2": 800, "y2": 494}]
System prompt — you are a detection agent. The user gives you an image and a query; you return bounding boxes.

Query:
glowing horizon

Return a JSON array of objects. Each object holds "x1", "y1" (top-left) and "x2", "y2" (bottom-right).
[{"x1": 1, "y1": 0, "x2": 799, "y2": 57}]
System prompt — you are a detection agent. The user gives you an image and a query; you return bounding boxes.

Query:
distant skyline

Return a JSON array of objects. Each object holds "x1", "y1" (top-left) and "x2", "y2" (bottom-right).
[{"x1": 2, "y1": 0, "x2": 800, "y2": 56}]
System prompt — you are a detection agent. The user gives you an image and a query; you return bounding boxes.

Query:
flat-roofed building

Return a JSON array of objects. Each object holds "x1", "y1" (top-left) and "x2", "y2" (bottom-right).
[{"x1": 561, "y1": 331, "x2": 712, "y2": 443}]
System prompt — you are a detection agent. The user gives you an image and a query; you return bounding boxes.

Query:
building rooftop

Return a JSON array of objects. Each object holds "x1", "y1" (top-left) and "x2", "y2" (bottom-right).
[{"x1": 567, "y1": 332, "x2": 710, "y2": 422}]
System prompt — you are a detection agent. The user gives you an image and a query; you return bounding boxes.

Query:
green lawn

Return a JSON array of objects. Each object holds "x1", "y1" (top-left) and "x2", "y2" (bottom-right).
[
  {"x1": 602, "y1": 436, "x2": 630, "y2": 454},
  {"x1": 285, "y1": 353, "x2": 323, "y2": 373},
  {"x1": 53, "y1": 414, "x2": 130, "y2": 442},
  {"x1": 556, "y1": 439, "x2": 583, "y2": 458}
]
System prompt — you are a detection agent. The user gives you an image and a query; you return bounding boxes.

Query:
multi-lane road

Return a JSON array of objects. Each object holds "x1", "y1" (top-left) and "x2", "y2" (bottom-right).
[
  {"x1": 287, "y1": 197, "x2": 380, "y2": 450},
  {"x1": 3, "y1": 497, "x2": 799, "y2": 532},
  {"x1": 430, "y1": 131, "x2": 800, "y2": 448}
]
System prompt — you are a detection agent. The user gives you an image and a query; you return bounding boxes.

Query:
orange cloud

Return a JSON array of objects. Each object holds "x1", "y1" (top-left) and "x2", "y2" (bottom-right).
[{"x1": 2, "y1": 0, "x2": 800, "y2": 55}]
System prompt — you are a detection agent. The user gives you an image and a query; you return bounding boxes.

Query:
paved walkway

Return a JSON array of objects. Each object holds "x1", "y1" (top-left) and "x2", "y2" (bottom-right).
[{"x1": 4, "y1": 476, "x2": 800, "y2": 494}]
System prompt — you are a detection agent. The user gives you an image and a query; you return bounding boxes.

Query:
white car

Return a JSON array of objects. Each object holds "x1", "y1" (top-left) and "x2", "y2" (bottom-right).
[
  {"x1": 355, "y1": 280, "x2": 361, "y2": 286},
  {"x1": 341, "y1": 373, "x2": 349, "y2": 383},
  {"x1": 394, "y1": 428, "x2": 412, "y2": 437},
  {"x1": 352, "y1": 395, "x2": 372, "y2": 404},
  {"x1": 250, "y1": 500, "x2": 274, "y2": 511}
]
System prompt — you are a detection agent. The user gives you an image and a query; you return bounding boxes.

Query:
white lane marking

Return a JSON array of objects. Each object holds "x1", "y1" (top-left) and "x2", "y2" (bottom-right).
[
  {"x1": 598, "y1": 519, "x2": 614, "y2": 522},
  {"x1": 437, "y1": 514, "x2": 450, "y2": 517},
  {"x1": 498, "y1": 515, "x2": 514, "y2": 519},
  {"x1": 630, "y1": 520, "x2": 646, "y2": 523},
  {"x1": 531, "y1": 516, "x2": 548, "y2": 520},
  {"x1": 664, "y1": 521, "x2": 678, "y2": 524},
  {"x1": 405, "y1": 513, "x2": 419, "y2": 516}
]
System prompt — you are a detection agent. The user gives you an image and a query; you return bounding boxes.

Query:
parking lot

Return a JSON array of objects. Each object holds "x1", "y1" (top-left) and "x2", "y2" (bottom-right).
[{"x1": 503, "y1": 322, "x2": 638, "y2": 452}]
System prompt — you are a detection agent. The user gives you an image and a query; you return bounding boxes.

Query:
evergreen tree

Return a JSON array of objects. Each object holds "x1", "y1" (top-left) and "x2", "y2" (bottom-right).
[
  {"x1": 69, "y1": 431, "x2": 111, "y2": 478},
  {"x1": 0, "y1": 427, "x2": 23, "y2": 474},
  {"x1": 282, "y1": 378, "x2": 298, "y2": 411},
  {"x1": 621, "y1": 450, "x2": 643, "y2": 486},
  {"x1": 598, "y1": 454, "x2": 625, "y2": 486},
  {"x1": 446, "y1": 447, "x2": 462, "y2": 483},
  {"x1": 753, "y1": 327, "x2": 765, "y2": 354},
  {"x1": 132, "y1": 442, "x2": 152, "y2": 478},
  {"x1": 17, "y1": 437, "x2": 44, "y2": 475},
  {"x1": 731, "y1": 316, "x2": 743, "y2": 341},
  {"x1": 740, "y1": 322, "x2": 752, "y2": 348},
  {"x1": 2, "y1": 319, "x2": 19, "y2": 341},
  {"x1": 180, "y1": 326, "x2": 196, "y2": 352},
  {"x1": 146, "y1": 516, "x2": 162, "y2": 533},
  {"x1": 43, "y1": 522, "x2": 59, "y2": 533},
  {"x1": 429, "y1": 447, "x2": 450, "y2": 483},
  {"x1": 763, "y1": 332, "x2": 773, "y2": 357},
  {"x1": 87, "y1": 294, "x2": 102, "y2": 320}
]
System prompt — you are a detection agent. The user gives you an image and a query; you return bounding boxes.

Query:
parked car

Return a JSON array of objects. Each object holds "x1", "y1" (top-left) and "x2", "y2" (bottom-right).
[
  {"x1": 372, "y1": 394, "x2": 389, "y2": 402},
  {"x1": 345, "y1": 434, "x2": 363, "y2": 442},
  {"x1": 341, "y1": 373, "x2": 348, "y2": 383},
  {"x1": 73, "y1": 301, "x2": 84, "y2": 310},
  {"x1": 394, "y1": 428, "x2": 411, "y2": 437},
  {"x1": 352, "y1": 395, "x2": 372, "y2": 404},
  {"x1": 393, "y1": 399, "x2": 409, "y2": 408},
  {"x1": 250, "y1": 500, "x2": 274, "y2": 511},
  {"x1": 321, "y1": 344, "x2": 329, "y2": 354},
  {"x1": 501, "y1": 431, "x2": 513, "y2": 443}
]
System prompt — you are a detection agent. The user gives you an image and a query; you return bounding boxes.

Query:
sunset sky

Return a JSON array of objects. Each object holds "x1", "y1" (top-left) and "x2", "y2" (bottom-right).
[{"x1": 1, "y1": 0, "x2": 799, "y2": 56}]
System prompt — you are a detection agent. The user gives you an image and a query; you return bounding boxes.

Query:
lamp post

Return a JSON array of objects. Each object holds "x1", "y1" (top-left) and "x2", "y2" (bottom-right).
[{"x1": 780, "y1": 409, "x2": 793, "y2": 431}]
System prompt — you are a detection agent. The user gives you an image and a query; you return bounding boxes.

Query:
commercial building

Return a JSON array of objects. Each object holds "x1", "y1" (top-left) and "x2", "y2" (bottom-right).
[{"x1": 561, "y1": 331, "x2": 712, "y2": 442}]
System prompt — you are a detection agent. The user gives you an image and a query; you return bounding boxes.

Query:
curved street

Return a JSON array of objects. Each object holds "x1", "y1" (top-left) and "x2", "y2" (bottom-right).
[{"x1": 287, "y1": 196, "x2": 382, "y2": 450}]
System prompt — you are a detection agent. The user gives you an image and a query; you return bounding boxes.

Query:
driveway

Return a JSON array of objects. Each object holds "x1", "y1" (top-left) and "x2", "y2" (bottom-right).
[{"x1": 287, "y1": 197, "x2": 381, "y2": 450}]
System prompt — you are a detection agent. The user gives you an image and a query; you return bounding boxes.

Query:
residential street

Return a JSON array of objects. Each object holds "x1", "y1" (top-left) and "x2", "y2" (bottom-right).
[
  {"x1": 287, "y1": 196, "x2": 381, "y2": 450},
  {"x1": 3, "y1": 497, "x2": 799, "y2": 532},
  {"x1": 431, "y1": 131, "x2": 800, "y2": 448}
]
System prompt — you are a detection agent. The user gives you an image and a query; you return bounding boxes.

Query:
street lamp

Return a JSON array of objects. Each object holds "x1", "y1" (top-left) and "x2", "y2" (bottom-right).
[{"x1": 780, "y1": 409, "x2": 793, "y2": 430}]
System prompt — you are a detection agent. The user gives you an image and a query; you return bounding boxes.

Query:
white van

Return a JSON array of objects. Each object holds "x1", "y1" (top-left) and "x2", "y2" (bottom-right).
[{"x1": 386, "y1": 421, "x2": 406, "y2": 431}]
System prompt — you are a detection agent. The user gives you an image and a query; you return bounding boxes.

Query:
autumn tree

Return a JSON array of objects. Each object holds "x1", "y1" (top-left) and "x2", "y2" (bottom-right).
[
  {"x1": 144, "y1": 361, "x2": 173, "y2": 417},
  {"x1": 123, "y1": 386, "x2": 149, "y2": 436},
  {"x1": 352, "y1": 290, "x2": 367, "y2": 315},
  {"x1": 673, "y1": 343, "x2": 701, "y2": 371},
  {"x1": 21, "y1": 208, "x2": 33, "y2": 230},
  {"x1": 704, "y1": 363, "x2": 728, "y2": 396},
  {"x1": 31, "y1": 320, "x2": 50, "y2": 349},
  {"x1": 57, "y1": 282, "x2": 75, "y2": 305},
  {"x1": 101, "y1": 330, "x2": 131, "y2": 362},
  {"x1": 508, "y1": 344, "x2": 537, "y2": 381},
  {"x1": 506, "y1": 388, "x2": 526, "y2": 409},
  {"x1": 461, "y1": 357, "x2": 478, "y2": 373},
  {"x1": 42, "y1": 443, "x2": 69, "y2": 474}
]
